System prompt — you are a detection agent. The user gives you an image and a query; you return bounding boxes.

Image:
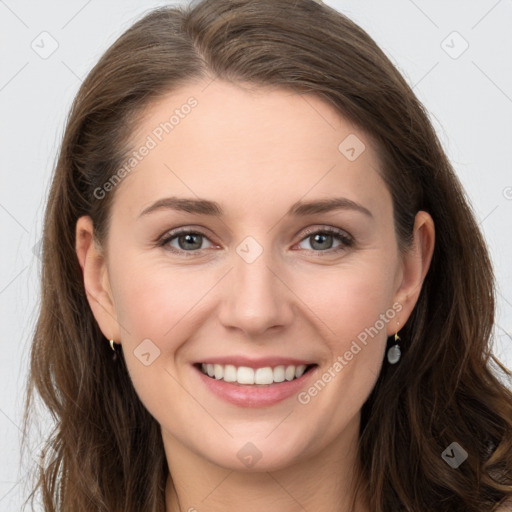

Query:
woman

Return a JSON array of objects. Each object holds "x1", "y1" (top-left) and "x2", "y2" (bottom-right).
[{"x1": 22, "y1": 0, "x2": 512, "y2": 510}]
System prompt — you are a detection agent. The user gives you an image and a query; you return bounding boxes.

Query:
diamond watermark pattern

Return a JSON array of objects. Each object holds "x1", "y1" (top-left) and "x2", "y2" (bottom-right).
[
  {"x1": 338, "y1": 134, "x2": 366, "y2": 161},
  {"x1": 237, "y1": 442, "x2": 262, "y2": 468},
  {"x1": 236, "y1": 236, "x2": 263, "y2": 264},
  {"x1": 133, "y1": 338, "x2": 161, "y2": 366},
  {"x1": 441, "y1": 31, "x2": 469, "y2": 60},
  {"x1": 441, "y1": 441, "x2": 468, "y2": 468},
  {"x1": 32, "y1": 238, "x2": 43, "y2": 260},
  {"x1": 31, "y1": 31, "x2": 59, "y2": 59}
]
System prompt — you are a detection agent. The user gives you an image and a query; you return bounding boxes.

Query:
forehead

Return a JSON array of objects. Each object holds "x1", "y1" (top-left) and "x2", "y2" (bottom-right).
[
  {"x1": 133, "y1": 79, "x2": 370, "y2": 154},
  {"x1": 111, "y1": 79, "x2": 388, "y2": 221}
]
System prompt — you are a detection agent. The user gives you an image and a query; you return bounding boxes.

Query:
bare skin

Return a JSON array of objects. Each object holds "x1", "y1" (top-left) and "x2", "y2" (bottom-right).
[{"x1": 76, "y1": 78, "x2": 435, "y2": 512}]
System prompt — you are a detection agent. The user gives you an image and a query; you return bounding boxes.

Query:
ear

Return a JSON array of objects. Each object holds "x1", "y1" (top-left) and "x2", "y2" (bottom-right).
[
  {"x1": 388, "y1": 210, "x2": 435, "y2": 335},
  {"x1": 75, "y1": 215, "x2": 121, "y2": 343}
]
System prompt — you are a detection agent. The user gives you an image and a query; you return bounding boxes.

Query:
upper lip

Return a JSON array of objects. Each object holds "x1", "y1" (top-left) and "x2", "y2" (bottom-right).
[{"x1": 197, "y1": 356, "x2": 316, "y2": 368}]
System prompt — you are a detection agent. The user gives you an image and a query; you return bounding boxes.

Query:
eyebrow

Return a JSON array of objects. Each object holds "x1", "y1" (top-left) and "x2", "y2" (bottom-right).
[{"x1": 138, "y1": 196, "x2": 373, "y2": 219}]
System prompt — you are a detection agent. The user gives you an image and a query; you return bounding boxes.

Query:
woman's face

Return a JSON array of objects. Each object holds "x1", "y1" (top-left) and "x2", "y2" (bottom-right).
[{"x1": 78, "y1": 79, "x2": 432, "y2": 472}]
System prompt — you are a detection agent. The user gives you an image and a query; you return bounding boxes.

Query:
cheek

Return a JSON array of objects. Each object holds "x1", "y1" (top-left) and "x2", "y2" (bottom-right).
[
  {"x1": 105, "y1": 253, "x2": 191, "y2": 386},
  {"x1": 109, "y1": 249, "x2": 210, "y2": 341},
  {"x1": 107, "y1": 252, "x2": 227, "y2": 396},
  {"x1": 298, "y1": 257, "x2": 398, "y2": 398},
  {"x1": 297, "y1": 256, "x2": 398, "y2": 346},
  {"x1": 107, "y1": 256, "x2": 203, "y2": 417}
]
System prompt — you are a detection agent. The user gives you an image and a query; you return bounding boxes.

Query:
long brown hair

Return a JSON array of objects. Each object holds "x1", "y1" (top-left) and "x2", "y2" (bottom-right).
[{"x1": 22, "y1": 0, "x2": 512, "y2": 510}]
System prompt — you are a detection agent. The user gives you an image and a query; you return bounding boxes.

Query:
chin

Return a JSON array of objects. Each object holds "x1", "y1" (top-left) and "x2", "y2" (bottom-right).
[{"x1": 194, "y1": 431, "x2": 313, "y2": 473}]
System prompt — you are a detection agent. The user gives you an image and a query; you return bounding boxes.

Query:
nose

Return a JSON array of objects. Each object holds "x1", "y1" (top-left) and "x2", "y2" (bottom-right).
[{"x1": 217, "y1": 241, "x2": 295, "y2": 338}]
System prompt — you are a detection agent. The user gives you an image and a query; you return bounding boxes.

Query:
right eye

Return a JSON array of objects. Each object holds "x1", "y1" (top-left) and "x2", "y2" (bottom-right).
[{"x1": 159, "y1": 229, "x2": 217, "y2": 256}]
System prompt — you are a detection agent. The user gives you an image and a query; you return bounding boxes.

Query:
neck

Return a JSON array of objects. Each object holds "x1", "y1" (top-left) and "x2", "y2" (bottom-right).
[{"x1": 164, "y1": 414, "x2": 369, "y2": 512}]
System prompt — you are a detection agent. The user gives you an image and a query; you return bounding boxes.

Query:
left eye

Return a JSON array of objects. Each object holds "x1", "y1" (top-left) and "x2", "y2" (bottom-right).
[{"x1": 296, "y1": 228, "x2": 353, "y2": 252}]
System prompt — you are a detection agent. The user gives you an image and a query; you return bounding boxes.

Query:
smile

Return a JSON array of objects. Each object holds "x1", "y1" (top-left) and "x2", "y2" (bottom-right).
[
  {"x1": 194, "y1": 357, "x2": 319, "y2": 407},
  {"x1": 199, "y1": 363, "x2": 315, "y2": 385}
]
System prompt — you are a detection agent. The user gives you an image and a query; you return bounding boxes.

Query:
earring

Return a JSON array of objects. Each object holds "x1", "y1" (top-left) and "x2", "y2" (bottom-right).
[
  {"x1": 387, "y1": 330, "x2": 401, "y2": 364},
  {"x1": 109, "y1": 339, "x2": 120, "y2": 362}
]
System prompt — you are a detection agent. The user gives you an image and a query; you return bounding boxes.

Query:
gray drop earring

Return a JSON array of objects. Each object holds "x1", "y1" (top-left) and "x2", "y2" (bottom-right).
[{"x1": 387, "y1": 329, "x2": 401, "y2": 364}]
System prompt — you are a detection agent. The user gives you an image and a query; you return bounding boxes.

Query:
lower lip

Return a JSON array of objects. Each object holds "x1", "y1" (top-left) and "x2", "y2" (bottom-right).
[{"x1": 195, "y1": 365, "x2": 318, "y2": 408}]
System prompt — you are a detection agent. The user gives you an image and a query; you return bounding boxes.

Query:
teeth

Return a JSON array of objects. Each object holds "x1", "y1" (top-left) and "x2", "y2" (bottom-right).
[
  {"x1": 285, "y1": 365, "x2": 295, "y2": 381},
  {"x1": 237, "y1": 366, "x2": 254, "y2": 384},
  {"x1": 273, "y1": 365, "x2": 285, "y2": 382},
  {"x1": 214, "y1": 364, "x2": 223, "y2": 380},
  {"x1": 255, "y1": 367, "x2": 273, "y2": 385},
  {"x1": 200, "y1": 363, "x2": 310, "y2": 385},
  {"x1": 295, "y1": 365, "x2": 306, "y2": 378},
  {"x1": 223, "y1": 364, "x2": 237, "y2": 383}
]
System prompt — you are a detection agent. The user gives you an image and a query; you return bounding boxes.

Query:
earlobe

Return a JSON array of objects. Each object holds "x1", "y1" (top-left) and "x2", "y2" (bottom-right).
[
  {"x1": 389, "y1": 211, "x2": 435, "y2": 334},
  {"x1": 75, "y1": 215, "x2": 120, "y2": 342}
]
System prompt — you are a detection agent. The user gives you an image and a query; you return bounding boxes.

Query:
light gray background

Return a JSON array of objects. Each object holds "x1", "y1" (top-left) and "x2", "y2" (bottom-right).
[{"x1": 1, "y1": 0, "x2": 511, "y2": 509}]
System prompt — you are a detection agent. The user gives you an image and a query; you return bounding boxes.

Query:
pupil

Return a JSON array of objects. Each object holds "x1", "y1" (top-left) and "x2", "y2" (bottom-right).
[
  {"x1": 181, "y1": 233, "x2": 201, "y2": 250},
  {"x1": 312, "y1": 233, "x2": 332, "y2": 250}
]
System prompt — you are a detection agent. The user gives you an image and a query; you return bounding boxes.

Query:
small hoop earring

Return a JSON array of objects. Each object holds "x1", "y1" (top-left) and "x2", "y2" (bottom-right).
[
  {"x1": 387, "y1": 329, "x2": 401, "y2": 364},
  {"x1": 109, "y1": 339, "x2": 120, "y2": 362}
]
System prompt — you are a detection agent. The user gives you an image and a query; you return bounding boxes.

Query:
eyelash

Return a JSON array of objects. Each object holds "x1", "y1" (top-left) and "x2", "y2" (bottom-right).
[{"x1": 157, "y1": 226, "x2": 354, "y2": 257}]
